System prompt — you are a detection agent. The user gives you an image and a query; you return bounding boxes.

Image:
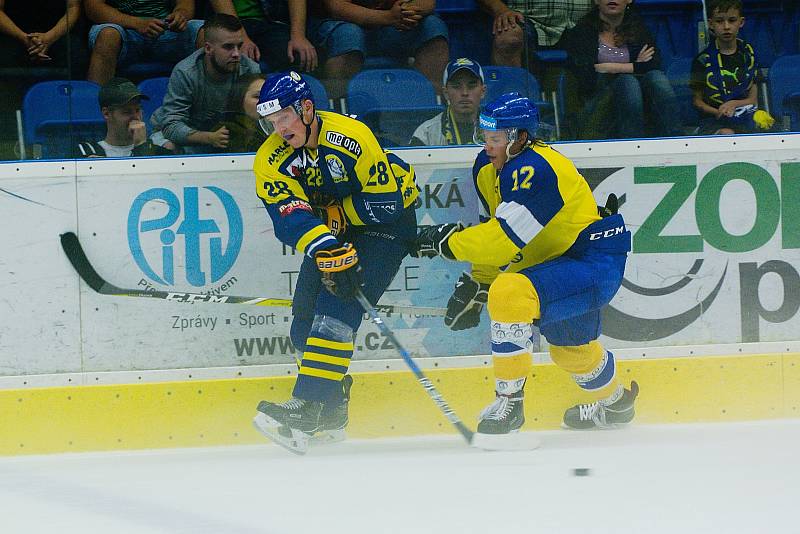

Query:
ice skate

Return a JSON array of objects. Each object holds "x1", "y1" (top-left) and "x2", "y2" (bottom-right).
[
  {"x1": 253, "y1": 397, "x2": 323, "y2": 455},
  {"x1": 477, "y1": 393, "x2": 525, "y2": 434},
  {"x1": 315, "y1": 374, "x2": 353, "y2": 445},
  {"x1": 563, "y1": 381, "x2": 639, "y2": 430}
]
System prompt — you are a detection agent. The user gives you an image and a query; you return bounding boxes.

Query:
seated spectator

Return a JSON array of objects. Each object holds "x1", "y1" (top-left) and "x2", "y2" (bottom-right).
[
  {"x1": 214, "y1": 72, "x2": 268, "y2": 152},
  {"x1": 690, "y1": 0, "x2": 774, "y2": 135},
  {"x1": 309, "y1": 0, "x2": 449, "y2": 99},
  {"x1": 0, "y1": 0, "x2": 86, "y2": 71},
  {"x1": 477, "y1": 0, "x2": 591, "y2": 68},
  {"x1": 84, "y1": 0, "x2": 204, "y2": 84},
  {"x1": 410, "y1": 57, "x2": 485, "y2": 146},
  {"x1": 561, "y1": 0, "x2": 682, "y2": 140},
  {"x1": 75, "y1": 77, "x2": 171, "y2": 157},
  {"x1": 209, "y1": 0, "x2": 317, "y2": 73},
  {"x1": 149, "y1": 14, "x2": 260, "y2": 154}
]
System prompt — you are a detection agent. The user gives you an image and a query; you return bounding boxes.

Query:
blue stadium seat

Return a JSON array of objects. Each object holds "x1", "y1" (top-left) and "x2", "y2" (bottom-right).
[
  {"x1": 347, "y1": 69, "x2": 438, "y2": 115},
  {"x1": 665, "y1": 57, "x2": 700, "y2": 133},
  {"x1": 637, "y1": 2, "x2": 703, "y2": 70},
  {"x1": 22, "y1": 80, "x2": 105, "y2": 159},
  {"x1": 137, "y1": 77, "x2": 169, "y2": 128},
  {"x1": 346, "y1": 69, "x2": 442, "y2": 146},
  {"x1": 768, "y1": 54, "x2": 800, "y2": 130},
  {"x1": 483, "y1": 66, "x2": 542, "y2": 102},
  {"x1": 738, "y1": 4, "x2": 796, "y2": 68},
  {"x1": 303, "y1": 74, "x2": 331, "y2": 111}
]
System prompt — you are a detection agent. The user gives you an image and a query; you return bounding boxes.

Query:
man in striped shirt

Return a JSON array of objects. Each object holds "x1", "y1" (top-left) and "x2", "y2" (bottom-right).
[{"x1": 477, "y1": 0, "x2": 592, "y2": 67}]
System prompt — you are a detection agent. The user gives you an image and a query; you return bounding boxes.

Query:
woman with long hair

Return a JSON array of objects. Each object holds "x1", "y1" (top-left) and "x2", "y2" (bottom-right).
[{"x1": 561, "y1": 0, "x2": 682, "y2": 139}]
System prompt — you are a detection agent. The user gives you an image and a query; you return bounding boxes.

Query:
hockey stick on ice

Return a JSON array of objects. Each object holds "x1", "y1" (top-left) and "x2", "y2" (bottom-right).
[
  {"x1": 355, "y1": 289, "x2": 541, "y2": 451},
  {"x1": 59, "y1": 232, "x2": 446, "y2": 317}
]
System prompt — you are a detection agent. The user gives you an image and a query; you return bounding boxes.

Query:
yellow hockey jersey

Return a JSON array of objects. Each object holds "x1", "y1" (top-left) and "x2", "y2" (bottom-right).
[
  {"x1": 448, "y1": 142, "x2": 600, "y2": 284},
  {"x1": 254, "y1": 111, "x2": 419, "y2": 256}
]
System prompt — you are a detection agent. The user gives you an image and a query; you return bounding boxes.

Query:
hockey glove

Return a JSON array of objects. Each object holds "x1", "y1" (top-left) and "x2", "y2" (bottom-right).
[
  {"x1": 312, "y1": 196, "x2": 348, "y2": 238},
  {"x1": 598, "y1": 193, "x2": 619, "y2": 218},
  {"x1": 411, "y1": 223, "x2": 464, "y2": 260},
  {"x1": 445, "y1": 273, "x2": 490, "y2": 331},
  {"x1": 315, "y1": 243, "x2": 363, "y2": 299},
  {"x1": 320, "y1": 203, "x2": 348, "y2": 237}
]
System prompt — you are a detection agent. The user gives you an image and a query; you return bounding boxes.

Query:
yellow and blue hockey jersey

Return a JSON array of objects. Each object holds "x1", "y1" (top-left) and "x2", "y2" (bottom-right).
[
  {"x1": 449, "y1": 142, "x2": 600, "y2": 284},
  {"x1": 254, "y1": 111, "x2": 419, "y2": 256}
]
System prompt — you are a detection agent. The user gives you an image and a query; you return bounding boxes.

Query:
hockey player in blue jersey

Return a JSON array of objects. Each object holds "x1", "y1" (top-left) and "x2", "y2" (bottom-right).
[
  {"x1": 414, "y1": 92, "x2": 638, "y2": 435},
  {"x1": 251, "y1": 71, "x2": 419, "y2": 453}
]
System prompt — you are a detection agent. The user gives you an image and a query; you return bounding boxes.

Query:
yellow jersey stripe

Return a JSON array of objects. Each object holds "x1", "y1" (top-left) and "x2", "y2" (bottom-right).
[{"x1": 296, "y1": 225, "x2": 332, "y2": 254}]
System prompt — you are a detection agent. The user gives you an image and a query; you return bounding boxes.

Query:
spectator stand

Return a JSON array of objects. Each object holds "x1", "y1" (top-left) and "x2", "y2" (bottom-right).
[
  {"x1": 20, "y1": 81, "x2": 105, "y2": 160},
  {"x1": 345, "y1": 69, "x2": 442, "y2": 147}
]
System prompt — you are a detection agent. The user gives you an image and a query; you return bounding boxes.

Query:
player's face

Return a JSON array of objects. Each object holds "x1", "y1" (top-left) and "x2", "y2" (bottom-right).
[
  {"x1": 595, "y1": 0, "x2": 632, "y2": 17},
  {"x1": 709, "y1": 8, "x2": 744, "y2": 44},
  {"x1": 264, "y1": 106, "x2": 306, "y2": 147},
  {"x1": 206, "y1": 29, "x2": 244, "y2": 74},
  {"x1": 444, "y1": 71, "x2": 485, "y2": 118},
  {"x1": 482, "y1": 129, "x2": 510, "y2": 170},
  {"x1": 242, "y1": 78, "x2": 265, "y2": 121}
]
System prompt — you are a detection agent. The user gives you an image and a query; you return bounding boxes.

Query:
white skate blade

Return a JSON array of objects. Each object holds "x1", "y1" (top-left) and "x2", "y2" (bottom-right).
[
  {"x1": 310, "y1": 428, "x2": 346, "y2": 446},
  {"x1": 471, "y1": 431, "x2": 541, "y2": 451},
  {"x1": 252, "y1": 414, "x2": 309, "y2": 455}
]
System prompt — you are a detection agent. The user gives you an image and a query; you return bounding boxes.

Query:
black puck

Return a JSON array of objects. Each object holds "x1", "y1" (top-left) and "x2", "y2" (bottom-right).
[{"x1": 572, "y1": 468, "x2": 591, "y2": 476}]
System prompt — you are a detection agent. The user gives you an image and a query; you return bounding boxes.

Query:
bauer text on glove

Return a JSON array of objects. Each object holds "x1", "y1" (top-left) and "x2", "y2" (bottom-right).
[{"x1": 315, "y1": 243, "x2": 364, "y2": 299}]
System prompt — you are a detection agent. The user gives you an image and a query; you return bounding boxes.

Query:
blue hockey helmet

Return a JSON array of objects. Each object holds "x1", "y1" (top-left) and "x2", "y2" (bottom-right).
[
  {"x1": 478, "y1": 92, "x2": 539, "y2": 140},
  {"x1": 256, "y1": 71, "x2": 314, "y2": 118}
]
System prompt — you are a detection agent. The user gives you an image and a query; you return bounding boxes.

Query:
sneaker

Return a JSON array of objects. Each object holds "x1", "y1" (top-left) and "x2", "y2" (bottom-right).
[
  {"x1": 477, "y1": 393, "x2": 525, "y2": 435},
  {"x1": 256, "y1": 397, "x2": 323, "y2": 434},
  {"x1": 563, "y1": 381, "x2": 639, "y2": 430}
]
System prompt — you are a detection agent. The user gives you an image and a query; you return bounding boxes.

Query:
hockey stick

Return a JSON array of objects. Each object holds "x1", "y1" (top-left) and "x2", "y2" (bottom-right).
[
  {"x1": 355, "y1": 289, "x2": 542, "y2": 451},
  {"x1": 59, "y1": 232, "x2": 446, "y2": 317},
  {"x1": 354, "y1": 288, "x2": 476, "y2": 444}
]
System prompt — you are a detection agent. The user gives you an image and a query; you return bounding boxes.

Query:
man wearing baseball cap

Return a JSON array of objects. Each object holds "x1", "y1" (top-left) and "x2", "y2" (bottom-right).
[
  {"x1": 410, "y1": 57, "x2": 486, "y2": 146},
  {"x1": 75, "y1": 78, "x2": 170, "y2": 158}
]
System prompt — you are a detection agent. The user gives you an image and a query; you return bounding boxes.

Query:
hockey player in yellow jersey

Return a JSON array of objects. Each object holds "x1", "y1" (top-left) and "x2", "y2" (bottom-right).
[
  {"x1": 414, "y1": 92, "x2": 638, "y2": 435},
  {"x1": 251, "y1": 71, "x2": 419, "y2": 453}
]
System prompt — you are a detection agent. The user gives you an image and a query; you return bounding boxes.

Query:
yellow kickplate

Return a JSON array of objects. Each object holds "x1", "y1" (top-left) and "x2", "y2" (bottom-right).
[{"x1": 0, "y1": 353, "x2": 797, "y2": 455}]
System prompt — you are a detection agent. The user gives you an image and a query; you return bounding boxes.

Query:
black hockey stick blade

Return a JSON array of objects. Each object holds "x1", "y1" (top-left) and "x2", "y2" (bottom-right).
[{"x1": 59, "y1": 232, "x2": 446, "y2": 315}]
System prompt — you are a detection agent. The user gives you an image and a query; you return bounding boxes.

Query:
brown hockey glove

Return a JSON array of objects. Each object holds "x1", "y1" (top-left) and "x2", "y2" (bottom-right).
[{"x1": 315, "y1": 242, "x2": 363, "y2": 299}]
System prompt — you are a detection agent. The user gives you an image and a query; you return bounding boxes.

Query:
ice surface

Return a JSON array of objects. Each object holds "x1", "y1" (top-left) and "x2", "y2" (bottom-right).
[{"x1": 1, "y1": 419, "x2": 798, "y2": 534}]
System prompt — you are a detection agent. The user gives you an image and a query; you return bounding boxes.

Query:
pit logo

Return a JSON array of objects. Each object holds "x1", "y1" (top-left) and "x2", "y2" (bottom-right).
[{"x1": 127, "y1": 186, "x2": 243, "y2": 287}]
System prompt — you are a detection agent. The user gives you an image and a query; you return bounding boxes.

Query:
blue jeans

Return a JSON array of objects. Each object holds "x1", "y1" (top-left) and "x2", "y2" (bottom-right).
[
  {"x1": 88, "y1": 20, "x2": 203, "y2": 66},
  {"x1": 579, "y1": 70, "x2": 682, "y2": 139},
  {"x1": 309, "y1": 14, "x2": 448, "y2": 59}
]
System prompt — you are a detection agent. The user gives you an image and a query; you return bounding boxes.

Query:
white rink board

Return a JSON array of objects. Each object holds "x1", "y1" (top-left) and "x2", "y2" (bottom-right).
[{"x1": 0, "y1": 134, "x2": 799, "y2": 375}]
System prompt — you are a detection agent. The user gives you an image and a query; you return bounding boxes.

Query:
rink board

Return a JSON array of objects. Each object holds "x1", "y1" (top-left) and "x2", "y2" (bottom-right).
[{"x1": 1, "y1": 352, "x2": 799, "y2": 455}]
